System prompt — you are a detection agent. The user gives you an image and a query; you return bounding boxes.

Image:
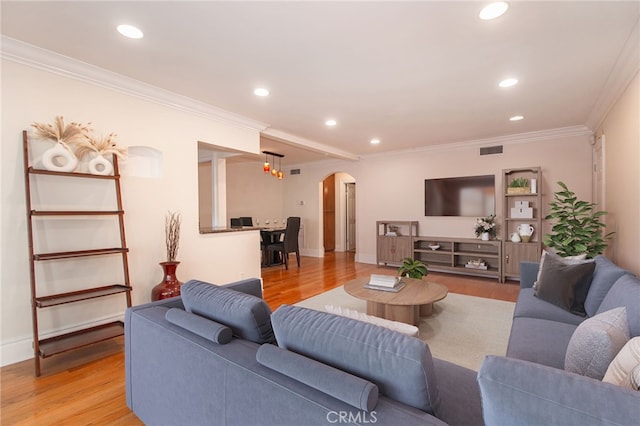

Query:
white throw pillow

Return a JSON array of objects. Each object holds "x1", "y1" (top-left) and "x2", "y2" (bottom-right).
[
  {"x1": 603, "y1": 336, "x2": 640, "y2": 389},
  {"x1": 325, "y1": 305, "x2": 419, "y2": 337},
  {"x1": 564, "y1": 307, "x2": 630, "y2": 380}
]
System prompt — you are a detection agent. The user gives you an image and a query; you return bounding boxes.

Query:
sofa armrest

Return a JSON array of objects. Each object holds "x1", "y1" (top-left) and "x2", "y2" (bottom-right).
[
  {"x1": 519, "y1": 261, "x2": 539, "y2": 289},
  {"x1": 478, "y1": 355, "x2": 640, "y2": 426},
  {"x1": 220, "y1": 277, "x2": 264, "y2": 299}
]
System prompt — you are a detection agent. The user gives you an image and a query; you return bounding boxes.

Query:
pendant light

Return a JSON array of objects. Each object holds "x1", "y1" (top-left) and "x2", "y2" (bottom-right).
[
  {"x1": 277, "y1": 156, "x2": 284, "y2": 180},
  {"x1": 263, "y1": 153, "x2": 270, "y2": 173}
]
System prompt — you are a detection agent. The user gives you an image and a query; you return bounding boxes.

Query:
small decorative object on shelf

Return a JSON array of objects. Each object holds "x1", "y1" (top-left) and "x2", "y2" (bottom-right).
[
  {"x1": 465, "y1": 259, "x2": 488, "y2": 270},
  {"x1": 76, "y1": 132, "x2": 127, "y2": 175},
  {"x1": 428, "y1": 244, "x2": 440, "y2": 251},
  {"x1": 31, "y1": 116, "x2": 91, "y2": 172},
  {"x1": 474, "y1": 214, "x2": 497, "y2": 240},
  {"x1": 152, "y1": 211, "x2": 183, "y2": 301},
  {"x1": 507, "y1": 177, "x2": 530, "y2": 194}
]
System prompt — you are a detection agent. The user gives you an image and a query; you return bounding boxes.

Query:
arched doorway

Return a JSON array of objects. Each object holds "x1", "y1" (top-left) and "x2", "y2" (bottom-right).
[{"x1": 322, "y1": 172, "x2": 356, "y2": 254}]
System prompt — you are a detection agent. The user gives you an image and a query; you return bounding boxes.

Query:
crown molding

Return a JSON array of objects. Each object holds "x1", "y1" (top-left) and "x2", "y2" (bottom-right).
[
  {"x1": 586, "y1": 17, "x2": 640, "y2": 130},
  {"x1": 0, "y1": 36, "x2": 269, "y2": 132},
  {"x1": 361, "y1": 125, "x2": 594, "y2": 160},
  {"x1": 261, "y1": 128, "x2": 360, "y2": 161}
]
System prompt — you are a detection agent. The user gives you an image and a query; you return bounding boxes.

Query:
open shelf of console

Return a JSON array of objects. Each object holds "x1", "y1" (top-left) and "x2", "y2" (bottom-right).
[{"x1": 413, "y1": 236, "x2": 502, "y2": 282}]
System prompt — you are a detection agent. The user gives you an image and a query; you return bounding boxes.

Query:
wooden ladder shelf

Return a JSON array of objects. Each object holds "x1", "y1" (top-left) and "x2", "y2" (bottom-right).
[{"x1": 22, "y1": 130, "x2": 133, "y2": 376}]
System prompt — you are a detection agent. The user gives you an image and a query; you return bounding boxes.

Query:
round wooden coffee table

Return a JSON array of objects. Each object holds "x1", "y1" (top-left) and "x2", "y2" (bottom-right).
[{"x1": 344, "y1": 277, "x2": 448, "y2": 325}]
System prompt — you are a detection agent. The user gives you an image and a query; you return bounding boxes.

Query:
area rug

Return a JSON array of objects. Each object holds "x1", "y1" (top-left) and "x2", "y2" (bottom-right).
[{"x1": 294, "y1": 286, "x2": 515, "y2": 371}]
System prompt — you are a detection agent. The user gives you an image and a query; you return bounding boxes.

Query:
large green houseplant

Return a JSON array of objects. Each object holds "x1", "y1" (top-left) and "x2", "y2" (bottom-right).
[
  {"x1": 398, "y1": 257, "x2": 429, "y2": 279},
  {"x1": 544, "y1": 181, "x2": 613, "y2": 258}
]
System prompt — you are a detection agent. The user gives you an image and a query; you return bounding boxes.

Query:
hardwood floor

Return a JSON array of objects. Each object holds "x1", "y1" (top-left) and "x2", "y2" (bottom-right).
[{"x1": 1, "y1": 252, "x2": 519, "y2": 425}]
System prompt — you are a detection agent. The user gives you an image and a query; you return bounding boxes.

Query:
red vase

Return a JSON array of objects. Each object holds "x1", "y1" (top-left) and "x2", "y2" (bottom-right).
[{"x1": 151, "y1": 261, "x2": 183, "y2": 301}]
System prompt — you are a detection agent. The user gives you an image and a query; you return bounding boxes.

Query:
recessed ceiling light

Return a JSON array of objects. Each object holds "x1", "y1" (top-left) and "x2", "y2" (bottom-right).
[
  {"x1": 510, "y1": 115, "x2": 524, "y2": 121},
  {"x1": 499, "y1": 78, "x2": 518, "y2": 88},
  {"x1": 325, "y1": 119, "x2": 337, "y2": 127},
  {"x1": 479, "y1": 2, "x2": 509, "y2": 20},
  {"x1": 370, "y1": 139, "x2": 381, "y2": 145},
  {"x1": 117, "y1": 24, "x2": 144, "y2": 39},
  {"x1": 254, "y1": 87, "x2": 270, "y2": 97}
]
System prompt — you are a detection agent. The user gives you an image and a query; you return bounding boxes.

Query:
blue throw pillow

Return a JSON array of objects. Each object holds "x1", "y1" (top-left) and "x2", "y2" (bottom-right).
[
  {"x1": 181, "y1": 280, "x2": 275, "y2": 344},
  {"x1": 271, "y1": 304, "x2": 440, "y2": 414}
]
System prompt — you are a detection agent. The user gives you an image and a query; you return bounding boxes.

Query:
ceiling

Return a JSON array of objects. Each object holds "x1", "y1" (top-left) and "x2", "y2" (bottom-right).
[{"x1": 2, "y1": 1, "x2": 639, "y2": 165}]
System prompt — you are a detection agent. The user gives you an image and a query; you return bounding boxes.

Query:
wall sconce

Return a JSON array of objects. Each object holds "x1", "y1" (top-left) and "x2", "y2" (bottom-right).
[{"x1": 262, "y1": 151, "x2": 284, "y2": 180}]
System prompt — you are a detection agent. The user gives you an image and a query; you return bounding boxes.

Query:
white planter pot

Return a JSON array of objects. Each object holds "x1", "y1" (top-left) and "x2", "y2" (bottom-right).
[
  {"x1": 41, "y1": 142, "x2": 77, "y2": 172},
  {"x1": 88, "y1": 153, "x2": 113, "y2": 175},
  {"x1": 481, "y1": 232, "x2": 490, "y2": 241}
]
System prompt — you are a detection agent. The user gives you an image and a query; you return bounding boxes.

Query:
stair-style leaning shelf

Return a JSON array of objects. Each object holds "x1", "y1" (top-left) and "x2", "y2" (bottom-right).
[
  {"x1": 413, "y1": 236, "x2": 503, "y2": 282},
  {"x1": 22, "y1": 130, "x2": 132, "y2": 376}
]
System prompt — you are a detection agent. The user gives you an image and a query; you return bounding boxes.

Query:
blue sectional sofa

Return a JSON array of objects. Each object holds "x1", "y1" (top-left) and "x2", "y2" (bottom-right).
[
  {"x1": 478, "y1": 255, "x2": 640, "y2": 425},
  {"x1": 125, "y1": 256, "x2": 640, "y2": 426},
  {"x1": 125, "y1": 278, "x2": 485, "y2": 425}
]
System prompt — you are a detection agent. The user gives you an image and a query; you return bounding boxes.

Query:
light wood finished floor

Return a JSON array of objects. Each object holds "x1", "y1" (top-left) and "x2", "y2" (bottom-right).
[{"x1": 1, "y1": 252, "x2": 519, "y2": 425}]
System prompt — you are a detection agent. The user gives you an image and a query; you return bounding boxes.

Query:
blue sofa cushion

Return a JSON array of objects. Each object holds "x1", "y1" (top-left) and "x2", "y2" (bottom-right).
[
  {"x1": 584, "y1": 256, "x2": 630, "y2": 317},
  {"x1": 514, "y1": 288, "x2": 586, "y2": 326},
  {"x1": 271, "y1": 304, "x2": 440, "y2": 414},
  {"x1": 534, "y1": 253, "x2": 595, "y2": 316},
  {"x1": 165, "y1": 308, "x2": 232, "y2": 344},
  {"x1": 597, "y1": 274, "x2": 640, "y2": 337},
  {"x1": 506, "y1": 317, "x2": 577, "y2": 369},
  {"x1": 181, "y1": 280, "x2": 275, "y2": 344},
  {"x1": 256, "y1": 344, "x2": 379, "y2": 412},
  {"x1": 478, "y1": 355, "x2": 640, "y2": 426},
  {"x1": 565, "y1": 307, "x2": 630, "y2": 380}
]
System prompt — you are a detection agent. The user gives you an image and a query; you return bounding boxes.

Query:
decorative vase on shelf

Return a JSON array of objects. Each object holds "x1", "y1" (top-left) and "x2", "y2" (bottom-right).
[
  {"x1": 41, "y1": 142, "x2": 78, "y2": 172},
  {"x1": 88, "y1": 153, "x2": 113, "y2": 175},
  {"x1": 151, "y1": 261, "x2": 183, "y2": 301},
  {"x1": 481, "y1": 232, "x2": 490, "y2": 241}
]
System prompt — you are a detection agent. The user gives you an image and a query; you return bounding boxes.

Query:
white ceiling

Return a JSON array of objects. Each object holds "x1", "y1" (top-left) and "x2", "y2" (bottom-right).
[{"x1": 2, "y1": 1, "x2": 639, "y2": 165}]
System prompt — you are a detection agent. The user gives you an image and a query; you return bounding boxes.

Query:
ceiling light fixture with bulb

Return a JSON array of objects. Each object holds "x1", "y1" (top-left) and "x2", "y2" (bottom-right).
[
  {"x1": 117, "y1": 24, "x2": 144, "y2": 39},
  {"x1": 479, "y1": 2, "x2": 509, "y2": 21}
]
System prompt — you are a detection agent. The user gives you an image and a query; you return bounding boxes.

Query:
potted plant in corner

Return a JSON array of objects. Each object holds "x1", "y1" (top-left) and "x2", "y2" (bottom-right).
[
  {"x1": 544, "y1": 181, "x2": 614, "y2": 258},
  {"x1": 152, "y1": 211, "x2": 183, "y2": 301}
]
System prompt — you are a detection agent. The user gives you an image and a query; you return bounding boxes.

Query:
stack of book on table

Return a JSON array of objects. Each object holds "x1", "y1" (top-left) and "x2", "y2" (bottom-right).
[{"x1": 364, "y1": 274, "x2": 405, "y2": 292}]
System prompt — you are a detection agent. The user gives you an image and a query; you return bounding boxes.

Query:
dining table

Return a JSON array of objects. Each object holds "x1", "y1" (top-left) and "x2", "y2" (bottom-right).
[{"x1": 260, "y1": 227, "x2": 286, "y2": 267}]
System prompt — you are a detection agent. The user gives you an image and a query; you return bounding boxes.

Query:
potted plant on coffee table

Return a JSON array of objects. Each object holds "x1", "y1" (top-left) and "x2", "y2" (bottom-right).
[
  {"x1": 398, "y1": 257, "x2": 429, "y2": 279},
  {"x1": 398, "y1": 257, "x2": 432, "y2": 316}
]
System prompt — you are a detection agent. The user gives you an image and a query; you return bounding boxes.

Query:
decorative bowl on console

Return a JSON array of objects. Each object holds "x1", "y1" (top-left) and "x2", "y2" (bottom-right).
[{"x1": 428, "y1": 244, "x2": 440, "y2": 251}]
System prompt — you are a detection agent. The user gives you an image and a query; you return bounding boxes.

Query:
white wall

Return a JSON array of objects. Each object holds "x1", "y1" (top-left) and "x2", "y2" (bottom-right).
[
  {"x1": 226, "y1": 161, "x2": 285, "y2": 227},
  {"x1": 1, "y1": 57, "x2": 263, "y2": 365},
  {"x1": 596, "y1": 71, "x2": 640, "y2": 274},
  {"x1": 283, "y1": 134, "x2": 594, "y2": 264}
]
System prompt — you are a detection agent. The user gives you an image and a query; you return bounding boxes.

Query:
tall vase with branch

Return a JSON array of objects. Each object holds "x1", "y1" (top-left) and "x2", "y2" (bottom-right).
[{"x1": 152, "y1": 211, "x2": 183, "y2": 301}]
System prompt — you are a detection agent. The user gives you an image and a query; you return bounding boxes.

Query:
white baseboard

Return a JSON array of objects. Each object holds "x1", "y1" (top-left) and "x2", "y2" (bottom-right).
[{"x1": 0, "y1": 313, "x2": 124, "y2": 367}]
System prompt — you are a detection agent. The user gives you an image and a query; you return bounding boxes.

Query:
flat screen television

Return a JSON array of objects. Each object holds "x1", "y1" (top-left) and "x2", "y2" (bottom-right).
[{"x1": 425, "y1": 175, "x2": 495, "y2": 217}]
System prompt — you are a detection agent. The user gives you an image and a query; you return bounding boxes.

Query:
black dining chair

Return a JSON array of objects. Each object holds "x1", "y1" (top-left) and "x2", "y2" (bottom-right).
[{"x1": 266, "y1": 217, "x2": 301, "y2": 270}]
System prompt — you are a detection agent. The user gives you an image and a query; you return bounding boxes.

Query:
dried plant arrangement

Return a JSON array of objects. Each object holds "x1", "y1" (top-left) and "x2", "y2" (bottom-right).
[
  {"x1": 75, "y1": 132, "x2": 128, "y2": 160},
  {"x1": 31, "y1": 116, "x2": 92, "y2": 151},
  {"x1": 165, "y1": 211, "x2": 182, "y2": 262}
]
